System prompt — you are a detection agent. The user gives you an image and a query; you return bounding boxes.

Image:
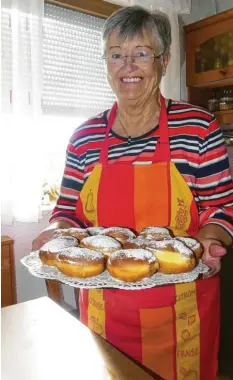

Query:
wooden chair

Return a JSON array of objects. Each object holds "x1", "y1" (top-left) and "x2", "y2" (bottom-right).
[{"x1": 45, "y1": 280, "x2": 79, "y2": 313}]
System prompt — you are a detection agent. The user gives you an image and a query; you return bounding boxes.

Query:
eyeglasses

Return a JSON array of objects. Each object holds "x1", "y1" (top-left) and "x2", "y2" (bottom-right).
[{"x1": 102, "y1": 52, "x2": 163, "y2": 65}]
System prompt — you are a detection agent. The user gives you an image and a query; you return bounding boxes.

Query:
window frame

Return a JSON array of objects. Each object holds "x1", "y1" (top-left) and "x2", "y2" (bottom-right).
[{"x1": 45, "y1": 0, "x2": 120, "y2": 18}]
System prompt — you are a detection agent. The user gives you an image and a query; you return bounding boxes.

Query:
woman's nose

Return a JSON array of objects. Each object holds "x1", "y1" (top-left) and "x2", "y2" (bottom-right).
[{"x1": 122, "y1": 55, "x2": 137, "y2": 65}]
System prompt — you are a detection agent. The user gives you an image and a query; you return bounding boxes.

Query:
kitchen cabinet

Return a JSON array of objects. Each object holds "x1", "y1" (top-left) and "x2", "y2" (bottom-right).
[{"x1": 185, "y1": 9, "x2": 233, "y2": 125}]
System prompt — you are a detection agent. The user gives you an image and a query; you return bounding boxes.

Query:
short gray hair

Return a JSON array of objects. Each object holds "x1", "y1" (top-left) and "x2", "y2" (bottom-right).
[{"x1": 102, "y1": 6, "x2": 171, "y2": 56}]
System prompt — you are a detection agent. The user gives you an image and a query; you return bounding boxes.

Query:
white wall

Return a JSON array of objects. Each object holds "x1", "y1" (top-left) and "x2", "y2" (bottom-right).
[
  {"x1": 180, "y1": 0, "x2": 233, "y2": 25},
  {"x1": 1, "y1": 211, "x2": 76, "y2": 308}
]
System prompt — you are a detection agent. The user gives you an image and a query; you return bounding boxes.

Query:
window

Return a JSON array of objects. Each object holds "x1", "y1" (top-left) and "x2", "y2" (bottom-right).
[
  {"x1": 1, "y1": 2, "x2": 115, "y2": 222},
  {"x1": 41, "y1": 4, "x2": 115, "y2": 203},
  {"x1": 43, "y1": 4, "x2": 115, "y2": 116}
]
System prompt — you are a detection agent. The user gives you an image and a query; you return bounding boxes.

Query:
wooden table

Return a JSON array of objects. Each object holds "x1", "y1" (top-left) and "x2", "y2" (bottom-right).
[{"x1": 1, "y1": 297, "x2": 160, "y2": 380}]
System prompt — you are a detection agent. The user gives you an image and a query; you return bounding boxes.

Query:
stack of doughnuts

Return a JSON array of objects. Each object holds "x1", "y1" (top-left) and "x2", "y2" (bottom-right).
[{"x1": 38, "y1": 226, "x2": 203, "y2": 282}]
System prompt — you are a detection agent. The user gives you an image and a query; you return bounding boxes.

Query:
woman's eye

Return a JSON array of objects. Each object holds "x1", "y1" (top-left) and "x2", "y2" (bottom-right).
[
  {"x1": 135, "y1": 51, "x2": 149, "y2": 57},
  {"x1": 111, "y1": 53, "x2": 122, "y2": 59}
]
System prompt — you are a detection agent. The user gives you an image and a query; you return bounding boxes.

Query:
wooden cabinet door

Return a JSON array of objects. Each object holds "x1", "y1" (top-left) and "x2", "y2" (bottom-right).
[
  {"x1": 185, "y1": 13, "x2": 233, "y2": 86},
  {"x1": 1, "y1": 236, "x2": 17, "y2": 307},
  {"x1": 1, "y1": 244, "x2": 13, "y2": 307}
]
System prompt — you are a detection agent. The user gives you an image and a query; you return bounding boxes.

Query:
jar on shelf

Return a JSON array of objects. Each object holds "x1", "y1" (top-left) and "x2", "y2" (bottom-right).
[
  {"x1": 207, "y1": 91, "x2": 219, "y2": 112},
  {"x1": 219, "y1": 89, "x2": 233, "y2": 111}
]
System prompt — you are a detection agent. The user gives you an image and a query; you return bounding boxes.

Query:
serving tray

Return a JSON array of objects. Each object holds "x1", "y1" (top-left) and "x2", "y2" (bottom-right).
[{"x1": 21, "y1": 251, "x2": 209, "y2": 290}]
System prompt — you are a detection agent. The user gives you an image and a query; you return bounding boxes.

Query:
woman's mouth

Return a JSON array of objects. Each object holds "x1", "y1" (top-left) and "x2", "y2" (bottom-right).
[{"x1": 120, "y1": 77, "x2": 143, "y2": 83}]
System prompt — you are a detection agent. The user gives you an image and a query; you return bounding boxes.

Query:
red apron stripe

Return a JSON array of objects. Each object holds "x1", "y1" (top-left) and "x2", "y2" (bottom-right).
[
  {"x1": 104, "y1": 290, "x2": 143, "y2": 364},
  {"x1": 79, "y1": 288, "x2": 89, "y2": 325},
  {"x1": 98, "y1": 164, "x2": 135, "y2": 229},
  {"x1": 196, "y1": 276, "x2": 220, "y2": 380}
]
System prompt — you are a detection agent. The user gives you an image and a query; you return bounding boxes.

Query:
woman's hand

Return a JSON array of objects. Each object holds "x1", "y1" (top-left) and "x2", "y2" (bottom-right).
[
  {"x1": 32, "y1": 220, "x2": 74, "y2": 251},
  {"x1": 196, "y1": 224, "x2": 232, "y2": 279},
  {"x1": 32, "y1": 228, "x2": 57, "y2": 251},
  {"x1": 198, "y1": 237, "x2": 227, "y2": 279}
]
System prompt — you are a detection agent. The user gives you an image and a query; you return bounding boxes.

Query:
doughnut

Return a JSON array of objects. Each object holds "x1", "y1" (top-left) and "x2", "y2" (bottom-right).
[
  {"x1": 87, "y1": 226, "x2": 105, "y2": 235},
  {"x1": 175, "y1": 237, "x2": 204, "y2": 259},
  {"x1": 100, "y1": 227, "x2": 136, "y2": 244},
  {"x1": 146, "y1": 239, "x2": 196, "y2": 274},
  {"x1": 107, "y1": 249, "x2": 159, "y2": 282},
  {"x1": 56, "y1": 247, "x2": 106, "y2": 278},
  {"x1": 123, "y1": 236, "x2": 149, "y2": 249},
  {"x1": 79, "y1": 235, "x2": 121, "y2": 257},
  {"x1": 39, "y1": 236, "x2": 78, "y2": 266},
  {"x1": 139, "y1": 227, "x2": 172, "y2": 240},
  {"x1": 53, "y1": 227, "x2": 89, "y2": 241}
]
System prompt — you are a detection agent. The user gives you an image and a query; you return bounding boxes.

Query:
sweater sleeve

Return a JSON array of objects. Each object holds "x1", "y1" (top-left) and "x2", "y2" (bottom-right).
[
  {"x1": 195, "y1": 118, "x2": 233, "y2": 238},
  {"x1": 49, "y1": 139, "x2": 85, "y2": 227}
]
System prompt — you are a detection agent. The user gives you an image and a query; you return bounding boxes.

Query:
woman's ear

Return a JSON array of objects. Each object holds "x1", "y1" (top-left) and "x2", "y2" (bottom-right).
[{"x1": 162, "y1": 53, "x2": 171, "y2": 75}]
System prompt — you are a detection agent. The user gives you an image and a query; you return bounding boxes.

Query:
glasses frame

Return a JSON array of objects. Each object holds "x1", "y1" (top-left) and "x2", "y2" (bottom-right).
[{"x1": 102, "y1": 52, "x2": 164, "y2": 65}]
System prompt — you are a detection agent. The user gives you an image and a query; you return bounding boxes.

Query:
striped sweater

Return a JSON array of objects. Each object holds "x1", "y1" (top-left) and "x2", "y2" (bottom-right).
[{"x1": 50, "y1": 99, "x2": 233, "y2": 238}]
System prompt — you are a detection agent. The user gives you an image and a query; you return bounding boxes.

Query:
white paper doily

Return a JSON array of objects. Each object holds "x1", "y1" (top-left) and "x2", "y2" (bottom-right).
[{"x1": 21, "y1": 251, "x2": 209, "y2": 290}]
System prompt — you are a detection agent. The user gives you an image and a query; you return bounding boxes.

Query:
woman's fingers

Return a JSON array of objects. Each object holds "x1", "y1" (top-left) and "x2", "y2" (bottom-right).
[
  {"x1": 199, "y1": 239, "x2": 227, "y2": 278},
  {"x1": 209, "y1": 244, "x2": 227, "y2": 257},
  {"x1": 32, "y1": 229, "x2": 56, "y2": 251}
]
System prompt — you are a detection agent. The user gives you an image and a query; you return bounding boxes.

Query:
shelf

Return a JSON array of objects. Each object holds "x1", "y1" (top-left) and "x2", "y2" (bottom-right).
[
  {"x1": 215, "y1": 110, "x2": 233, "y2": 115},
  {"x1": 191, "y1": 78, "x2": 233, "y2": 89}
]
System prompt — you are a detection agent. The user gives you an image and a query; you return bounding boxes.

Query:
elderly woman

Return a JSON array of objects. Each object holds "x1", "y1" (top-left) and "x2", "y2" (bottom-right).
[{"x1": 33, "y1": 6, "x2": 233, "y2": 380}]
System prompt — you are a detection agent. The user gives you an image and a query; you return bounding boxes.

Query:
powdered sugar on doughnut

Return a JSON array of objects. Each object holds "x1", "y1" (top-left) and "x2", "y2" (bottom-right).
[
  {"x1": 58, "y1": 247, "x2": 104, "y2": 261},
  {"x1": 175, "y1": 237, "x2": 201, "y2": 251},
  {"x1": 81, "y1": 235, "x2": 121, "y2": 250},
  {"x1": 42, "y1": 236, "x2": 78, "y2": 252},
  {"x1": 148, "y1": 239, "x2": 193, "y2": 257},
  {"x1": 141, "y1": 227, "x2": 170, "y2": 233},
  {"x1": 87, "y1": 227, "x2": 105, "y2": 235},
  {"x1": 108, "y1": 249, "x2": 157, "y2": 264},
  {"x1": 100, "y1": 227, "x2": 136, "y2": 238},
  {"x1": 68, "y1": 227, "x2": 88, "y2": 233},
  {"x1": 54, "y1": 227, "x2": 86, "y2": 234},
  {"x1": 125, "y1": 237, "x2": 149, "y2": 246},
  {"x1": 140, "y1": 227, "x2": 172, "y2": 240}
]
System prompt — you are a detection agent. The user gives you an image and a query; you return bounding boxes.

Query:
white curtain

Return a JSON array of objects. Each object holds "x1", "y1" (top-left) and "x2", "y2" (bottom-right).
[
  {"x1": 156, "y1": 8, "x2": 181, "y2": 101},
  {"x1": 105, "y1": 0, "x2": 192, "y2": 100},
  {"x1": 1, "y1": 0, "x2": 44, "y2": 225}
]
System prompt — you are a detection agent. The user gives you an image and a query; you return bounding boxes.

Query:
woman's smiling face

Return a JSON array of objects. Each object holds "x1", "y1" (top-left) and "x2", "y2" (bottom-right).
[{"x1": 104, "y1": 29, "x2": 168, "y2": 104}]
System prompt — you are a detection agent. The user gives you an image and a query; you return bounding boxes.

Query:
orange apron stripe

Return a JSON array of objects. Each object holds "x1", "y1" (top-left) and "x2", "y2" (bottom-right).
[
  {"x1": 175, "y1": 282, "x2": 200, "y2": 380},
  {"x1": 134, "y1": 162, "x2": 169, "y2": 231},
  {"x1": 140, "y1": 306, "x2": 175, "y2": 380}
]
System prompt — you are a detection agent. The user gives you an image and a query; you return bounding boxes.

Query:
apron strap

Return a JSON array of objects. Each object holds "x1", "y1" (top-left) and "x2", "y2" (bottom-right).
[
  {"x1": 99, "y1": 95, "x2": 171, "y2": 165},
  {"x1": 99, "y1": 102, "x2": 117, "y2": 165},
  {"x1": 152, "y1": 95, "x2": 171, "y2": 163}
]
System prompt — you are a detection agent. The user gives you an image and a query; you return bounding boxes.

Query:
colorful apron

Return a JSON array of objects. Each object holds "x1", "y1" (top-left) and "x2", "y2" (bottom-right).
[{"x1": 76, "y1": 96, "x2": 220, "y2": 380}]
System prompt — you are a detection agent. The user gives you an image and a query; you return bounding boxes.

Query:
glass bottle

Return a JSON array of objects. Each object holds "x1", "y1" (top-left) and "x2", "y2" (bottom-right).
[{"x1": 207, "y1": 91, "x2": 219, "y2": 112}]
